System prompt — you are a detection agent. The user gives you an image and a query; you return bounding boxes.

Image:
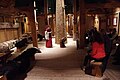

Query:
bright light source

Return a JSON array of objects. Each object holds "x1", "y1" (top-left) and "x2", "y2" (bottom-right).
[
  {"x1": 86, "y1": 37, "x2": 88, "y2": 39},
  {"x1": 49, "y1": 8, "x2": 51, "y2": 10},
  {"x1": 116, "y1": 43, "x2": 119, "y2": 46}
]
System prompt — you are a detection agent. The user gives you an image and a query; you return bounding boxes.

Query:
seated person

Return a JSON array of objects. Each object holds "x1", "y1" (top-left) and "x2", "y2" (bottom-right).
[
  {"x1": 60, "y1": 37, "x2": 66, "y2": 48},
  {"x1": 82, "y1": 32, "x2": 106, "y2": 71},
  {"x1": 112, "y1": 37, "x2": 120, "y2": 65}
]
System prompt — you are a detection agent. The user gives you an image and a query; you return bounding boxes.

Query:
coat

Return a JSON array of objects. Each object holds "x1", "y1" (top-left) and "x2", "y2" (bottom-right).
[{"x1": 90, "y1": 42, "x2": 106, "y2": 59}]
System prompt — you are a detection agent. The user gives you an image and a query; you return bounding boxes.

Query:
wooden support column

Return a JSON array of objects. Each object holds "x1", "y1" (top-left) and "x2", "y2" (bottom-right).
[
  {"x1": 44, "y1": 0, "x2": 48, "y2": 23},
  {"x1": 55, "y1": 0, "x2": 66, "y2": 44},
  {"x1": 118, "y1": 13, "x2": 120, "y2": 36},
  {"x1": 51, "y1": 0, "x2": 55, "y2": 36},
  {"x1": 27, "y1": 7, "x2": 38, "y2": 47},
  {"x1": 79, "y1": 0, "x2": 86, "y2": 48},
  {"x1": 68, "y1": 15, "x2": 73, "y2": 36},
  {"x1": 50, "y1": 14, "x2": 54, "y2": 36},
  {"x1": 73, "y1": 0, "x2": 77, "y2": 40}
]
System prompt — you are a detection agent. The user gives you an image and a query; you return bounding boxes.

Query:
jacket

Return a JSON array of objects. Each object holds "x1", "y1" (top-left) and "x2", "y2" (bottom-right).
[{"x1": 90, "y1": 42, "x2": 106, "y2": 59}]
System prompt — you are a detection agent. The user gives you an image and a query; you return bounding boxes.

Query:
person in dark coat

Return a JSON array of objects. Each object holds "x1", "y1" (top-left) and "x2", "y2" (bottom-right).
[
  {"x1": 112, "y1": 37, "x2": 120, "y2": 65},
  {"x1": 100, "y1": 29, "x2": 112, "y2": 72}
]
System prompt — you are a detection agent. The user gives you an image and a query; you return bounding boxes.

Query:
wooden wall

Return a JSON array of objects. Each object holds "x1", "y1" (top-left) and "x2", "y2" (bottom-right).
[{"x1": 0, "y1": 28, "x2": 19, "y2": 43}]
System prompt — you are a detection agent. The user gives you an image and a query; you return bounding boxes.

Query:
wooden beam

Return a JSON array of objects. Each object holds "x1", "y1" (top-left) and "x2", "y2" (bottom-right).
[
  {"x1": 26, "y1": 7, "x2": 38, "y2": 47},
  {"x1": 44, "y1": 0, "x2": 48, "y2": 23},
  {"x1": 0, "y1": 7, "x2": 16, "y2": 14},
  {"x1": 79, "y1": 0, "x2": 86, "y2": 48},
  {"x1": 85, "y1": 2, "x2": 120, "y2": 9}
]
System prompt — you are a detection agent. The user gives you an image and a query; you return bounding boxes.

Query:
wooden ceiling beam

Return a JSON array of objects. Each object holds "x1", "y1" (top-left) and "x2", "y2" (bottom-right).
[
  {"x1": 0, "y1": 7, "x2": 16, "y2": 14},
  {"x1": 85, "y1": 2, "x2": 120, "y2": 9},
  {"x1": 0, "y1": 0, "x2": 14, "y2": 8}
]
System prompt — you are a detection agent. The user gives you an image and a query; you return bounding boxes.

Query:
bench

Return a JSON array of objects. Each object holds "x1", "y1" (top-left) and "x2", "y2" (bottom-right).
[
  {"x1": 0, "y1": 47, "x2": 41, "y2": 80},
  {"x1": 0, "y1": 51, "x2": 13, "y2": 66},
  {"x1": 0, "y1": 40, "x2": 17, "y2": 66},
  {"x1": 90, "y1": 62, "x2": 103, "y2": 77}
]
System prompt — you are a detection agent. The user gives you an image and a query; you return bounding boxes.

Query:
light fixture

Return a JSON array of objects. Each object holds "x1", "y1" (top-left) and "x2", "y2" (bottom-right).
[{"x1": 49, "y1": 8, "x2": 51, "y2": 10}]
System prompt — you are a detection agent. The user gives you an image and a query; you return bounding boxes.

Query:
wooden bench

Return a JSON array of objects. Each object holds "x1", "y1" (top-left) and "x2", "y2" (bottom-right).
[
  {"x1": 7, "y1": 46, "x2": 27, "y2": 61},
  {"x1": 0, "y1": 51, "x2": 13, "y2": 66},
  {"x1": 90, "y1": 62, "x2": 103, "y2": 77}
]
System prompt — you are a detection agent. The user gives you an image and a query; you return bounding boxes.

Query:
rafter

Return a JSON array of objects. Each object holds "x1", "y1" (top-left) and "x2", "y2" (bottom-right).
[
  {"x1": 0, "y1": 0, "x2": 15, "y2": 8},
  {"x1": 85, "y1": 2, "x2": 120, "y2": 9}
]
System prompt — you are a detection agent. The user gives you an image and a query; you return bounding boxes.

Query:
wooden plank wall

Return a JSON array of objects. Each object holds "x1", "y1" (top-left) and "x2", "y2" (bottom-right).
[{"x1": 0, "y1": 28, "x2": 19, "y2": 43}]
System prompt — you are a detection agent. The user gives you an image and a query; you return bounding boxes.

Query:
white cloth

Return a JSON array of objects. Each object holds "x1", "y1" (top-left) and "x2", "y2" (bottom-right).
[{"x1": 45, "y1": 31, "x2": 49, "y2": 40}]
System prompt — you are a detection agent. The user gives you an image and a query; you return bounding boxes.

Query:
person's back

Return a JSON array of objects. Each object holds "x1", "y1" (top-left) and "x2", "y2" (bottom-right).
[{"x1": 90, "y1": 42, "x2": 106, "y2": 59}]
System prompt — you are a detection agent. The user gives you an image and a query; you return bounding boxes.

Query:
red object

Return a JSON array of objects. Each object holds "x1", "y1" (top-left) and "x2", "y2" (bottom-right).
[
  {"x1": 46, "y1": 38, "x2": 52, "y2": 48},
  {"x1": 90, "y1": 42, "x2": 106, "y2": 59}
]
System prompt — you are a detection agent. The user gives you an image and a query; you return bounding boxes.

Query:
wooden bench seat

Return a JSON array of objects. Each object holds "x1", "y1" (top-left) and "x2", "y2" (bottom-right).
[
  {"x1": 7, "y1": 46, "x2": 27, "y2": 61},
  {"x1": 0, "y1": 51, "x2": 13, "y2": 66},
  {"x1": 90, "y1": 62, "x2": 103, "y2": 77}
]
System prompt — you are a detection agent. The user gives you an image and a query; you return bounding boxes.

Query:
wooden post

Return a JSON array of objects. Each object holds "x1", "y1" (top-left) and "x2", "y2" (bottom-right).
[
  {"x1": 44, "y1": 0, "x2": 48, "y2": 23},
  {"x1": 73, "y1": 0, "x2": 77, "y2": 40},
  {"x1": 27, "y1": 7, "x2": 38, "y2": 47},
  {"x1": 79, "y1": 0, "x2": 86, "y2": 48},
  {"x1": 55, "y1": 0, "x2": 66, "y2": 44}
]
